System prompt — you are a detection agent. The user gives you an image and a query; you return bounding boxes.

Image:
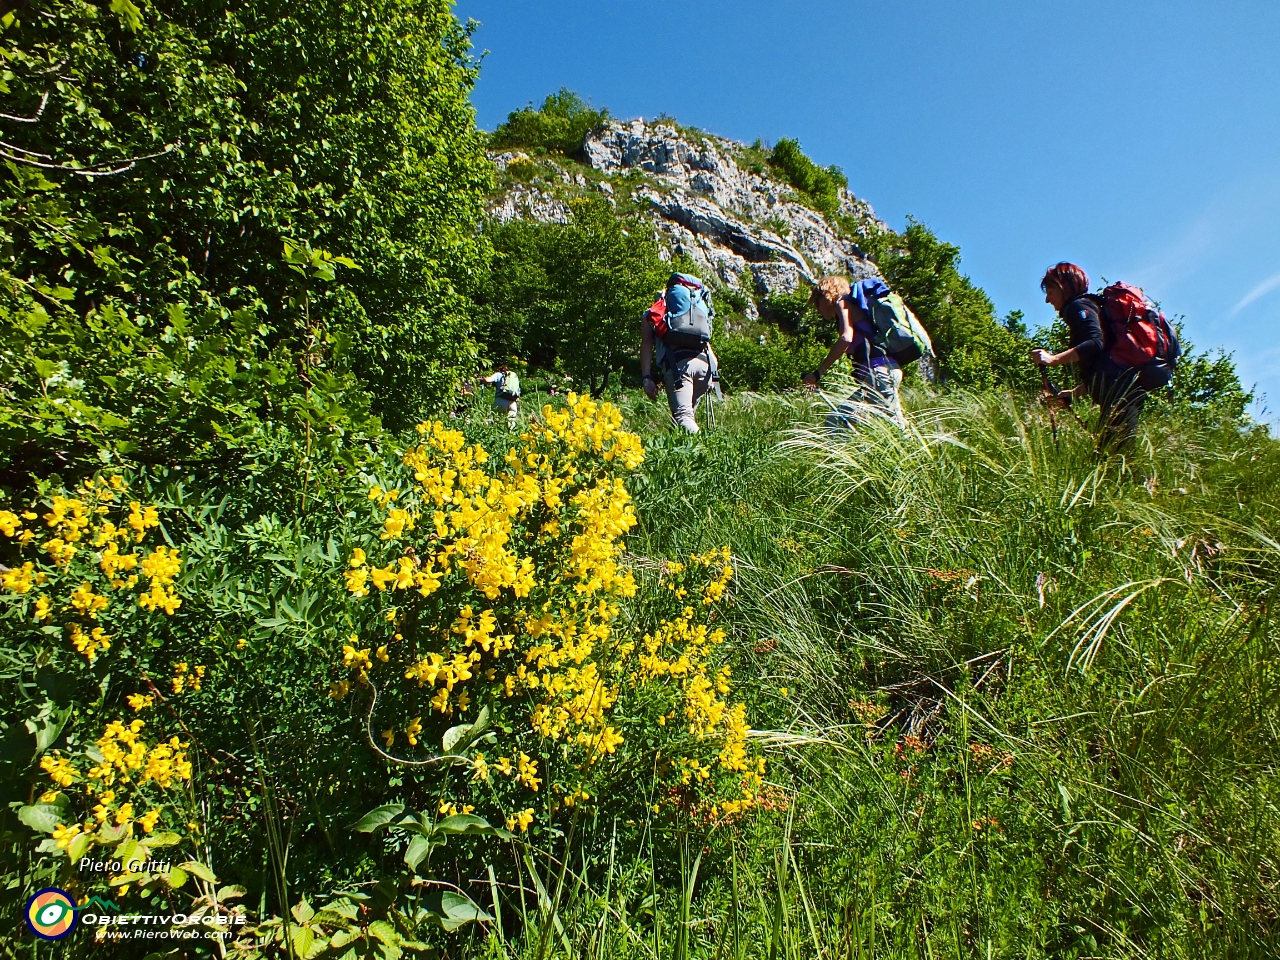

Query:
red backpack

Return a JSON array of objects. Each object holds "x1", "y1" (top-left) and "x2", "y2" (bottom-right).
[{"x1": 1087, "y1": 283, "x2": 1181, "y2": 381}]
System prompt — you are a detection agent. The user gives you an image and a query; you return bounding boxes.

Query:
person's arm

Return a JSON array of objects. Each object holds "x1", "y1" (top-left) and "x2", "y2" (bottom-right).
[
  {"x1": 1031, "y1": 303, "x2": 1104, "y2": 368},
  {"x1": 640, "y1": 317, "x2": 658, "y2": 400},
  {"x1": 1031, "y1": 345, "x2": 1085, "y2": 367},
  {"x1": 802, "y1": 301, "x2": 855, "y2": 386}
]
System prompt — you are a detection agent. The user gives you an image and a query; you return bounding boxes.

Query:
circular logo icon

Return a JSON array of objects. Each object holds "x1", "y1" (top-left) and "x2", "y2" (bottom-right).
[{"x1": 26, "y1": 887, "x2": 78, "y2": 940}]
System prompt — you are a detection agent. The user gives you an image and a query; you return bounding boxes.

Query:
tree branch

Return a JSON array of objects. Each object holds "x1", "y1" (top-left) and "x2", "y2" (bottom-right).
[
  {"x1": 0, "y1": 91, "x2": 49, "y2": 123},
  {"x1": 0, "y1": 141, "x2": 179, "y2": 176}
]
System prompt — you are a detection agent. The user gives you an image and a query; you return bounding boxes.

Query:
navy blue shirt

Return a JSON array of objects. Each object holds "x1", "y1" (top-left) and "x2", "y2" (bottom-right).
[{"x1": 1060, "y1": 295, "x2": 1104, "y2": 381}]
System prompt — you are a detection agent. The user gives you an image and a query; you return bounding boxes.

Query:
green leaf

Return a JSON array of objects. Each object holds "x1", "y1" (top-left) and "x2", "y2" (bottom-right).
[
  {"x1": 290, "y1": 925, "x2": 315, "y2": 958},
  {"x1": 351, "y1": 803, "x2": 405, "y2": 833},
  {"x1": 292, "y1": 899, "x2": 315, "y2": 924},
  {"x1": 95, "y1": 820, "x2": 130, "y2": 844},
  {"x1": 403, "y1": 834, "x2": 432, "y2": 872},
  {"x1": 146, "y1": 831, "x2": 182, "y2": 847},
  {"x1": 440, "y1": 890, "x2": 492, "y2": 923},
  {"x1": 367, "y1": 919, "x2": 400, "y2": 947},
  {"x1": 109, "y1": 0, "x2": 144, "y2": 31},
  {"x1": 178, "y1": 860, "x2": 217, "y2": 884},
  {"x1": 115, "y1": 838, "x2": 142, "y2": 867},
  {"x1": 436, "y1": 813, "x2": 512, "y2": 839},
  {"x1": 30, "y1": 705, "x2": 73, "y2": 753},
  {"x1": 67, "y1": 832, "x2": 92, "y2": 862},
  {"x1": 283, "y1": 241, "x2": 309, "y2": 265},
  {"x1": 317, "y1": 898, "x2": 359, "y2": 922},
  {"x1": 329, "y1": 929, "x2": 359, "y2": 948},
  {"x1": 165, "y1": 866, "x2": 189, "y2": 889},
  {"x1": 442, "y1": 705, "x2": 490, "y2": 755},
  {"x1": 18, "y1": 802, "x2": 67, "y2": 833},
  {"x1": 329, "y1": 929, "x2": 360, "y2": 949}
]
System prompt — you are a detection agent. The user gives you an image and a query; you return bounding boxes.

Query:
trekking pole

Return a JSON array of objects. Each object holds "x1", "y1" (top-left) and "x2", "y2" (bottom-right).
[
  {"x1": 814, "y1": 387, "x2": 841, "y2": 413},
  {"x1": 1039, "y1": 367, "x2": 1060, "y2": 448},
  {"x1": 1046, "y1": 374, "x2": 1090, "y2": 431}
]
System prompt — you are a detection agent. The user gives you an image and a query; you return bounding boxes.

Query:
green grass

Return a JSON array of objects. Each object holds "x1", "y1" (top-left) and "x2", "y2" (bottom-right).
[{"x1": 472, "y1": 381, "x2": 1280, "y2": 959}]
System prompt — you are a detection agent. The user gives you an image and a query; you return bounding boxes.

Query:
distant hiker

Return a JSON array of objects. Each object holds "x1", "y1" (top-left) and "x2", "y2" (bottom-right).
[
  {"x1": 483, "y1": 365, "x2": 521, "y2": 428},
  {"x1": 1031, "y1": 263, "x2": 1179, "y2": 451},
  {"x1": 640, "y1": 272, "x2": 721, "y2": 433},
  {"x1": 802, "y1": 276, "x2": 932, "y2": 428}
]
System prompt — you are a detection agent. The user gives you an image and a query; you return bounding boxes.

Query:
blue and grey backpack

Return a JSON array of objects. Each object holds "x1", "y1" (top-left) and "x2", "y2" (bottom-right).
[{"x1": 656, "y1": 273, "x2": 714, "y2": 353}]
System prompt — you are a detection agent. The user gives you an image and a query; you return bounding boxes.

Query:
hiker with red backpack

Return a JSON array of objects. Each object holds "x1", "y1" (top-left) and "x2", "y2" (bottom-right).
[
  {"x1": 640, "y1": 273, "x2": 721, "y2": 433},
  {"x1": 1031, "y1": 262, "x2": 1180, "y2": 451}
]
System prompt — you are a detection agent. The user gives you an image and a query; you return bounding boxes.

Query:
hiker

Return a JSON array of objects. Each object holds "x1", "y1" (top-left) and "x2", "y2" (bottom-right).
[
  {"x1": 482, "y1": 365, "x2": 521, "y2": 428},
  {"x1": 640, "y1": 272, "x2": 721, "y2": 433},
  {"x1": 802, "y1": 276, "x2": 931, "y2": 428},
  {"x1": 1031, "y1": 262, "x2": 1179, "y2": 451}
]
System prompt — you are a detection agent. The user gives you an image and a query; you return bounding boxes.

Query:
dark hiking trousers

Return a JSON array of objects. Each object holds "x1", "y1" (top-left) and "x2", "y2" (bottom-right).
[{"x1": 1092, "y1": 366, "x2": 1147, "y2": 453}]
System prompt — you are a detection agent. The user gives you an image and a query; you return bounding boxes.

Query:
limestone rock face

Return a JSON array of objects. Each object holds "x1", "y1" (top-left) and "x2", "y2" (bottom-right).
[
  {"x1": 488, "y1": 119, "x2": 885, "y2": 307},
  {"x1": 582, "y1": 121, "x2": 883, "y2": 293},
  {"x1": 488, "y1": 184, "x2": 571, "y2": 225}
]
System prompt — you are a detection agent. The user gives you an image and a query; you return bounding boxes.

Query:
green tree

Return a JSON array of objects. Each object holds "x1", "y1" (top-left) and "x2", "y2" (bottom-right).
[
  {"x1": 490, "y1": 88, "x2": 611, "y2": 158},
  {"x1": 1, "y1": 0, "x2": 492, "y2": 486},
  {"x1": 481, "y1": 198, "x2": 668, "y2": 395},
  {"x1": 862, "y1": 219, "x2": 1036, "y2": 389},
  {"x1": 768, "y1": 137, "x2": 847, "y2": 220}
]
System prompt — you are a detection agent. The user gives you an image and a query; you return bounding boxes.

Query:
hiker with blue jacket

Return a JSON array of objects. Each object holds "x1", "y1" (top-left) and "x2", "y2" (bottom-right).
[
  {"x1": 803, "y1": 275, "x2": 930, "y2": 427},
  {"x1": 1031, "y1": 262, "x2": 1179, "y2": 451},
  {"x1": 640, "y1": 273, "x2": 721, "y2": 433}
]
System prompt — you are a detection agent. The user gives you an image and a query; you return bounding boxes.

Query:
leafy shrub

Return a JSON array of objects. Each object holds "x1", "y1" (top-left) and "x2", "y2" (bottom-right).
[
  {"x1": 2, "y1": 476, "x2": 204, "y2": 893},
  {"x1": 760, "y1": 290, "x2": 824, "y2": 335},
  {"x1": 490, "y1": 88, "x2": 611, "y2": 158},
  {"x1": 0, "y1": 0, "x2": 492, "y2": 486},
  {"x1": 862, "y1": 219, "x2": 1036, "y2": 389},
  {"x1": 479, "y1": 198, "x2": 669, "y2": 394},
  {"x1": 4, "y1": 397, "x2": 765, "y2": 940},
  {"x1": 336, "y1": 400, "x2": 763, "y2": 832},
  {"x1": 1163, "y1": 342, "x2": 1254, "y2": 420},
  {"x1": 768, "y1": 138, "x2": 848, "y2": 220},
  {"x1": 717, "y1": 333, "x2": 827, "y2": 392}
]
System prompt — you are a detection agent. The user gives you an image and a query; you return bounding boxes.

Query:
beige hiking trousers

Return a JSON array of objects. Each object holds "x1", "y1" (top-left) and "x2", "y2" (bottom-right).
[{"x1": 662, "y1": 350, "x2": 714, "y2": 433}]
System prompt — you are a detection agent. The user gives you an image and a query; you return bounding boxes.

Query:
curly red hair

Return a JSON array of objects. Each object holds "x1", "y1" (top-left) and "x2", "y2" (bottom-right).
[{"x1": 1040, "y1": 262, "x2": 1089, "y2": 299}]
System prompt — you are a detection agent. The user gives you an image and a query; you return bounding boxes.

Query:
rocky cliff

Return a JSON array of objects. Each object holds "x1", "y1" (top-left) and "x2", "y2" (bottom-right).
[{"x1": 488, "y1": 119, "x2": 885, "y2": 320}]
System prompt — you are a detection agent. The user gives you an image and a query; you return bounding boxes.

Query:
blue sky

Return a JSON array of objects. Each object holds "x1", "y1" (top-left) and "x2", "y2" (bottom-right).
[{"x1": 457, "y1": 0, "x2": 1280, "y2": 418}]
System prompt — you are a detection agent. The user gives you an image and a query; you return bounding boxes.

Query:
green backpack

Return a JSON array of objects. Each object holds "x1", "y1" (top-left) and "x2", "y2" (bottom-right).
[
  {"x1": 496, "y1": 371, "x2": 521, "y2": 401},
  {"x1": 865, "y1": 291, "x2": 933, "y2": 367}
]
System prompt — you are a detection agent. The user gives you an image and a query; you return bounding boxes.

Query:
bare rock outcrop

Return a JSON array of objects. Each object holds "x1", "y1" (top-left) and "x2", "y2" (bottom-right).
[{"x1": 488, "y1": 120, "x2": 886, "y2": 308}]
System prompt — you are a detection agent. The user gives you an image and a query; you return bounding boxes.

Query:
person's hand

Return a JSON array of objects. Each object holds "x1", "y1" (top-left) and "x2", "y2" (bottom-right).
[
  {"x1": 642, "y1": 376, "x2": 659, "y2": 401},
  {"x1": 801, "y1": 370, "x2": 819, "y2": 388},
  {"x1": 1029, "y1": 348, "x2": 1055, "y2": 367}
]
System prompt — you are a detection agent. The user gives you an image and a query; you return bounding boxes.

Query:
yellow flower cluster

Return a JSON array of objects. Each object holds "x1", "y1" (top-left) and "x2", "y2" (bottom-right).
[
  {"x1": 627, "y1": 552, "x2": 764, "y2": 822},
  {"x1": 171, "y1": 662, "x2": 204, "y2": 694},
  {"x1": 138, "y1": 546, "x2": 182, "y2": 614},
  {"x1": 68, "y1": 623, "x2": 112, "y2": 661},
  {"x1": 39, "y1": 706, "x2": 192, "y2": 859},
  {"x1": 506, "y1": 808, "x2": 535, "y2": 832},
  {"x1": 0, "y1": 476, "x2": 184, "y2": 663},
  {"x1": 335, "y1": 395, "x2": 761, "y2": 830}
]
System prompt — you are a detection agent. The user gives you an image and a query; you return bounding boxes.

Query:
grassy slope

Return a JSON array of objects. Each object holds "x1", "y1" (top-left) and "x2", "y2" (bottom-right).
[{"x1": 481, "y1": 381, "x2": 1279, "y2": 959}]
